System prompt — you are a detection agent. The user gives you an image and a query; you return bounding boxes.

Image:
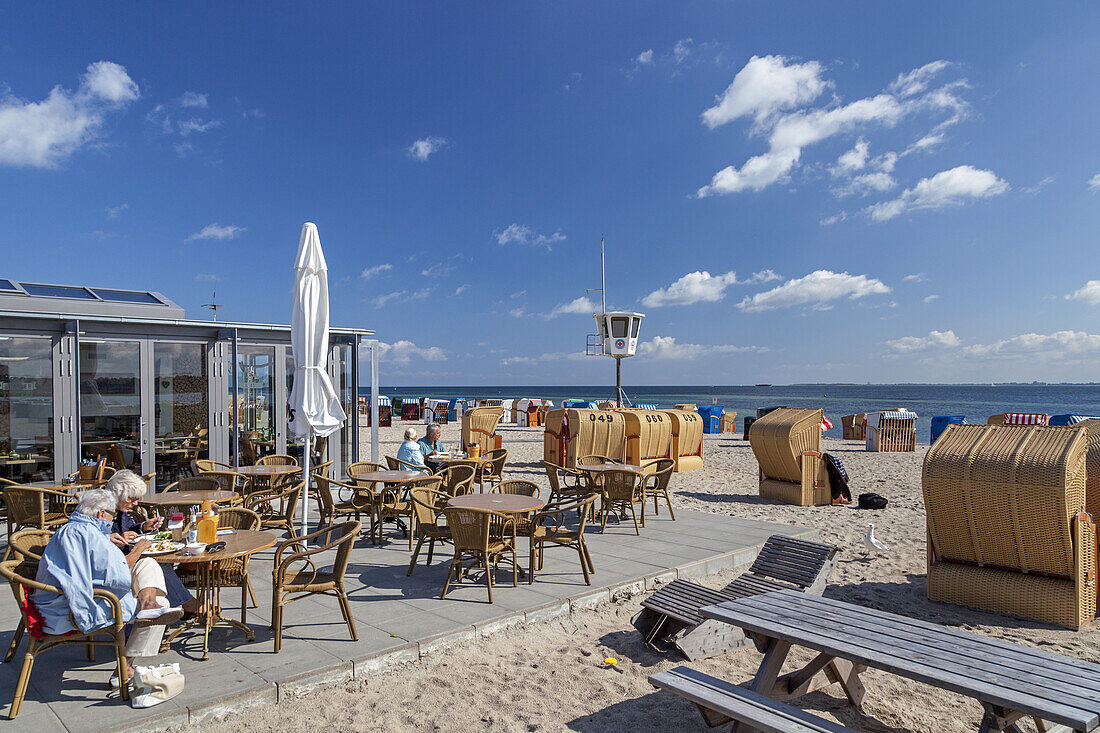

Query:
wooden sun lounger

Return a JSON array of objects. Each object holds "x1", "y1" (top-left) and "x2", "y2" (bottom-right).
[
  {"x1": 650, "y1": 666, "x2": 856, "y2": 733},
  {"x1": 632, "y1": 535, "x2": 837, "y2": 660}
]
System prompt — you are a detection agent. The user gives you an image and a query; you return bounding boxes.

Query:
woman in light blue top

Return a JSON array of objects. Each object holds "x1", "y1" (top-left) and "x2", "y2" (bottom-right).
[{"x1": 396, "y1": 427, "x2": 429, "y2": 473}]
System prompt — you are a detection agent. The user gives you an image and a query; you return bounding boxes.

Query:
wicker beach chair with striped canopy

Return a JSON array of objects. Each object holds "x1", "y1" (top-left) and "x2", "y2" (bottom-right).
[
  {"x1": 748, "y1": 408, "x2": 830, "y2": 507},
  {"x1": 923, "y1": 423, "x2": 1096, "y2": 629},
  {"x1": 865, "y1": 409, "x2": 918, "y2": 452},
  {"x1": 986, "y1": 412, "x2": 1049, "y2": 426}
]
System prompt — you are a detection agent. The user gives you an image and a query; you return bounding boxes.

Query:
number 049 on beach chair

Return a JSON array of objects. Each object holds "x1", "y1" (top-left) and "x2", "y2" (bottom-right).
[{"x1": 632, "y1": 535, "x2": 838, "y2": 660}]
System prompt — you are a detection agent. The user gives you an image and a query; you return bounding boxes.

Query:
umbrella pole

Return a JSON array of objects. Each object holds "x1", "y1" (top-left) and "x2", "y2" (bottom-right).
[{"x1": 301, "y1": 431, "x2": 311, "y2": 545}]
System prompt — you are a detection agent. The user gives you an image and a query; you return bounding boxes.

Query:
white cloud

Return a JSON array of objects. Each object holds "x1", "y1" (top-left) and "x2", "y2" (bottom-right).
[
  {"x1": 642, "y1": 271, "x2": 736, "y2": 307},
  {"x1": 195, "y1": 273, "x2": 219, "y2": 282},
  {"x1": 179, "y1": 92, "x2": 208, "y2": 108},
  {"x1": 962, "y1": 331, "x2": 1100, "y2": 359},
  {"x1": 494, "y1": 224, "x2": 565, "y2": 250},
  {"x1": 185, "y1": 223, "x2": 244, "y2": 241},
  {"x1": 1019, "y1": 176, "x2": 1053, "y2": 195},
  {"x1": 696, "y1": 57, "x2": 968, "y2": 198},
  {"x1": 905, "y1": 133, "x2": 944, "y2": 154},
  {"x1": 501, "y1": 355, "x2": 536, "y2": 366},
  {"x1": 372, "y1": 288, "x2": 431, "y2": 309},
  {"x1": 1067, "y1": 280, "x2": 1100, "y2": 305},
  {"x1": 923, "y1": 294, "x2": 940, "y2": 303},
  {"x1": 510, "y1": 289, "x2": 526, "y2": 299},
  {"x1": 903, "y1": 273, "x2": 925, "y2": 282},
  {"x1": 637, "y1": 335, "x2": 769, "y2": 360},
  {"x1": 407, "y1": 136, "x2": 447, "y2": 161},
  {"x1": 453, "y1": 284, "x2": 470, "y2": 296},
  {"x1": 106, "y1": 203, "x2": 128, "y2": 219},
  {"x1": 831, "y1": 138, "x2": 869, "y2": 176},
  {"x1": 738, "y1": 270, "x2": 891, "y2": 312},
  {"x1": 820, "y1": 211, "x2": 847, "y2": 226},
  {"x1": 1088, "y1": 174, "x2": 1100, "y2": 193},
  {"x1": 177, "y1": 118, "x2": 221, "y2": 136},
  {"x1": 887, "y1": 60, "x2": 952, "y2": 98},
  {"x1": 374, "y1": 339, "x2": 445, "y2": 364},
  {"x1": 834, "y1": 171, "x2": 897, "y2": 197},
  {"x1": 547, "y1": 296, "x2": 597, "y2": 318},
  {"x1": 0, "y1": 61, "x2": 139, "y2": 168},
  {"x1": 673, "y1": 38, "x2": 693, "y2": 65},
  {"x1": 508, "y1": 307, "x2": 526, "y2": 318},
  {"x1": 360, "y1": 263, "x2": 393, "y2": 280},
  {"x1": 885, "y1": 329, "x2": 960, "y2": 353},
  {"x1": 866, "y1": 165, "x2": 1008, "y2": 221},
  {"x1": 702, "y1": 55, "x2": 828, "y2": 129},
  {"x1": 636, "y1": 49, "x2": 654, "y2": 65}
]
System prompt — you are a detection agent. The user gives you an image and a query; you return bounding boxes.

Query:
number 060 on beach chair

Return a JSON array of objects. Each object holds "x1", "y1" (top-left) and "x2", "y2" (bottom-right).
[{"x1": 632, "y1": 535, "x2": 837, "y2": 660}]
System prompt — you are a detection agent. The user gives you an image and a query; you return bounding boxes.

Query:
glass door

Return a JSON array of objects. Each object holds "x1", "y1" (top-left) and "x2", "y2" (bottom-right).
[
  {"x1": 0, "y1": 336, "x2": 55, "y2": 483},
  {"x1": 234, "y1": 345, "x2": 276, "y2": 465},
  {"x1": 152, "y1": 341, "x2": 210, "y2": 484},
  {"x1": 79, "y1": 339, "x2": 143, "y2": 474}
]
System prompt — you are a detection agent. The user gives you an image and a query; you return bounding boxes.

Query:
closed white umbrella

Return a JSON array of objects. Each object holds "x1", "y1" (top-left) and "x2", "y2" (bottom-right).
[{"x1": 288, "y1": 222, "x2": 347, "y2": 539}]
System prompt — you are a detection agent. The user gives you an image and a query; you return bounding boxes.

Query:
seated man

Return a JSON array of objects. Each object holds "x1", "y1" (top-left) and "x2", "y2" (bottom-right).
[
  {"x1": 34, "y1": 488, "x2": 183, "y2": 679},
  {"x1": 418, "y1": 422, "x2": 445, "y2": 472},
  {"x1": 396, "y1": 428, "x2": 429, "y2": 474},
  {"x1": 106, "y1": 470, "x2": 199, "y2": 616}
]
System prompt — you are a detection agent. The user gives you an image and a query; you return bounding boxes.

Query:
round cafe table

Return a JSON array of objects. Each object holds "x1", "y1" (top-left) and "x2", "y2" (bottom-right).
[
  {"x1": 140, "y1": 489, "x2": 237, "y2": 508},
  {"x1": 577, "y1": 463, "x2": 644, "y2": 474},
  {"x1": 447, "y1": 493, "x2": 545, "y2": 514},
  {"x1": 154, "y1": 529, "x2": 277, "y2": 660},
  {"x1": 236, "y1": 463, "x2": 301, "y2": 492}
]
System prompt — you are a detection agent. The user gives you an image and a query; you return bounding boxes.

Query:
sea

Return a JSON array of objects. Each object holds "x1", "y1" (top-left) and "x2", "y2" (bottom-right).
[{"x1": 363, "y1": 384, "x2": 1100, "y2": 445}]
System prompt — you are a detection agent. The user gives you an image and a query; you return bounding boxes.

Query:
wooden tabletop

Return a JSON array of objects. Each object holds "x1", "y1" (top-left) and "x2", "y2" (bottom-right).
[
  {"x1": 701, "y1": 589, "x2": 1100, "y2": 733},
  {"x1": 236, "y1": 464, "x2": 300, "y2": 476},
  {"x1": 140, "y1": 490, "x2": 238, "y2": 506},
  {"x1": 352, "y1": 470, "x2": 423, "y2": 483},
  {"x1": 18, "y1": 479, "x2": 100, "y2": 491},
  {"x1": 151, "y1": 529, "x2": 277, "y2": 563},
  {"x1": 430, "y1": 455, "x2": 489, "y2": 465},
  {"x1": 448, "y1": 493, "x2": 545, "y2": 513},
  {"x1": 578, "y1": 463, "x2": 644, "y2": 473}
]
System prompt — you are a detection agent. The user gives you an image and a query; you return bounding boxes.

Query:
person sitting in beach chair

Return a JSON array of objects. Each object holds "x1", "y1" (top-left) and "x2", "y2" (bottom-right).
[
  {"x1": 33, "y1": 488, "x2": 184, "y2": 681},
  {"x1": 396, "y1": 428, "x2": 429, "y2": 474}
]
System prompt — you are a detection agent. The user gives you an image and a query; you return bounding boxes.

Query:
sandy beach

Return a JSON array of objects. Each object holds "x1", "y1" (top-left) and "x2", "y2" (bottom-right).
[{"x1": 199, "y1": 422, "x2": 1097, "y2": 733}]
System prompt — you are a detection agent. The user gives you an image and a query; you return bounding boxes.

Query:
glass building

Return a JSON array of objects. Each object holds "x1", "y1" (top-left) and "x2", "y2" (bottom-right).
[{"x1": 0, "y1": 279, "x2": 371, "y2": 489}]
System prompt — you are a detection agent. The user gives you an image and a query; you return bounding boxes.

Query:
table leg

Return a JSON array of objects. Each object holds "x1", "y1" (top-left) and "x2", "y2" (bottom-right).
[
  {"x1": 823, "y1": 658, "x2": 866, "y2": 708},
  {"x1": 978, "y1": 703, "x2": 1028, "y2": 733},
  {"x1": 748, "y1": 637, "x2": 792, "y2": 697}
]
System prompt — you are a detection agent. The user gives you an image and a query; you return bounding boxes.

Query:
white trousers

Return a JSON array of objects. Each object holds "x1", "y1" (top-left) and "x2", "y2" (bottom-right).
[{"x1": 124, "y1": 557, "x2": 169, "y2": 658}]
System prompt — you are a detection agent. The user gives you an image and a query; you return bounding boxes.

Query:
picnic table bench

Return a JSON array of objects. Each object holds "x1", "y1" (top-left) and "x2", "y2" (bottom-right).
[{"x1": 694, "y1": 589, "x2": 1100, "y2": 733}]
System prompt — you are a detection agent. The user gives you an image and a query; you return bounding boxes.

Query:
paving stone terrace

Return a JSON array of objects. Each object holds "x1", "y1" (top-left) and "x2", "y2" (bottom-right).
[{"x1": 0, "y1": 509, "x2": 816, "y2": 732}]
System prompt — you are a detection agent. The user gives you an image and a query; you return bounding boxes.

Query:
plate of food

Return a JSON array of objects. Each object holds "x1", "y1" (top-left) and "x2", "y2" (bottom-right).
[
  {"x1": 142, "y1": 539, "x2": 184, "y2": 556},
  {"x1": 132, "y1": 531, "x2": 172, "y2": 544}
]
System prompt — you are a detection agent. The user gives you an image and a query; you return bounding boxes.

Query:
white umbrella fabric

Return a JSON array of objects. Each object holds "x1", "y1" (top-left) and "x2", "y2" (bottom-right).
[{"x1": 288, "y1": 222, "x2": 347, "y2": 539}]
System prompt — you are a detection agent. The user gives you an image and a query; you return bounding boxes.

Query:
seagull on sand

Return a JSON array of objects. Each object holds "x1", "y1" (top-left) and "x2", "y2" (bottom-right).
[{"x1": 864, "y1": 523, "x2": 889, "y2": 553}]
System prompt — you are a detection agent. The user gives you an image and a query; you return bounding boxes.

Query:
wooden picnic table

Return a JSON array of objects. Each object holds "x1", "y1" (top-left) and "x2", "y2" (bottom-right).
[{"x1": 701, "y1": 589, "x2": 1100, "y2": 733}]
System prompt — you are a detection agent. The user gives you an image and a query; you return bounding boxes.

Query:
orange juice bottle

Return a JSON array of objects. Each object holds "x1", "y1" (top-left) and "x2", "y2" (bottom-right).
[{"x1": 196, "y1": 500, "x2": 219, "y2": 544}]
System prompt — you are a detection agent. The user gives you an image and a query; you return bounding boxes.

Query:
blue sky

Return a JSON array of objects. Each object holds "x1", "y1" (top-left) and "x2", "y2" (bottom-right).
[{"x1": 2, "y1": 2, "x2": 1100, "y2": 385}]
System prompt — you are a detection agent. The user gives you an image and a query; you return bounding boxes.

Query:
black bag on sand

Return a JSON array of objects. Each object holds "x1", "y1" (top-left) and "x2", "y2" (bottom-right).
[
  {"x1": 859, "y1": 493, "x2": 888, "y2": 510},
  {"x1": 822, "y1": 452, "x2": 852, "y2": 503}
]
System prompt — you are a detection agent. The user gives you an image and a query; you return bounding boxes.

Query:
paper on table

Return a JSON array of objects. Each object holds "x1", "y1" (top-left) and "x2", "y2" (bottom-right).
[{"x1": 216, "y1": 528, "x2": 237, "y2": 535}]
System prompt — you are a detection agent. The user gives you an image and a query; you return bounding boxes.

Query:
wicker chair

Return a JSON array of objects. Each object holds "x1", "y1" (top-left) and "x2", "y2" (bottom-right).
[
  {"x1": 258, "y1": 454, "x2": 298, "y2": 467},
  {"x1": 595, "y1": 469, "x2": 645, "y2": 535},
  {"x1": 476, "y1": 449, "x2": 508, "y2": 493},
  {"x1": 313, "y1": 475, "x2": 375, "y2": 538},
  {"x1": 2, "y1": 530, "x2": 54, "y2": 663},
  {"x1": 4, "y1": 486, "x2": 73, "y2": 538},
  {"x1": 924, "y1": 423, "x2": 1095, "y2": 628},
  {"x1": 494, "y1": 479, "x2": 540, "y2": 498},
  {"x1": 163, "y1": 476, "x2": 220, "y2": 493},
  {"x1": 577, "y1": 454, "x2": 621, "y2": 467},
  {"x1": 271, "y1": 521, "x2": 360, "y2": 653},
  {"x1": 436, "y1": 464, "x2": 476, "y2": 498},
  {"x1": 385, "y1": 455, "x2": 423, "y2": 473},
  {"x1": 177, "y1": 508, "x2": 261, "y2": 621},
  {"x1": 201, "y1": 469, "x2": 249, "y2": 494},
  {"x1": 640, "y1": 458, "x2": 676, "y2": 523},
  {"x1": 748, "y1": 407, "x2": 830, "y2": 507},
  {"x1": 377, "y1": 475, "x2": 442, "y2": 548},
  {"x1": 1, "y1": 559, "x2": 131, "y2": 717},
  {"x1": 543, "y1": 461, "x2": 588, "y2": 504},
  {"x1": 346, "y1": 461, "x2": 384, "y2": 481},
  {"x1": 193, "y1": 458, "x2": 235, "y2": 473},
  {"x1": 440, "y1": 507, "x2": 518, "y2": 603},
  {"x1": 528, "y1": 493, "x2": 598, "y2": 585},
  {"x1": 311, "y1": 460, "x2": 334, "y2": 480},
  {"x1": 406, "y1": 486, "x2": 453, "y2": 576},
  {"x1": 244, "y1": 480, "x2": 303, "y2": 538}
]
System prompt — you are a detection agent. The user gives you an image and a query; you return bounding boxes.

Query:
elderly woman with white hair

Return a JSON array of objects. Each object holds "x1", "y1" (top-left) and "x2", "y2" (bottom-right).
[
  {"x1": 106, "y1": 470, "x2": 198, "y2": 615},
  {"x1": 396, "y1": 427, "x2": 429, "y2": 474},
  {"x1": 34, "y1": 488, "x2": 183, "y2": 679}
]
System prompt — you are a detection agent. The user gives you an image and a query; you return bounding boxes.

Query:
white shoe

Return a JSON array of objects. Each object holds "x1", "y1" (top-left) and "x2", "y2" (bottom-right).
[{"x1": 133, "y1": 606, "x2": 184, "y2": 627}]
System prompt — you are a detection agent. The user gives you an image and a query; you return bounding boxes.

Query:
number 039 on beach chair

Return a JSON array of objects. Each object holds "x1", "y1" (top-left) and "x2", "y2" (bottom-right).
[{"x1": 632, "y1": 535, "x2": 838, "y2": 660}]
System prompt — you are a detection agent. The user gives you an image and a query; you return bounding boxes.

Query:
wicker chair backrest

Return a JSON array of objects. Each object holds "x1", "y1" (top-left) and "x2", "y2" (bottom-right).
[
  {"x1": 748, "y1": 408, "x2": 823, "y2": 484},
  {"x1": 164, "y1": 476, "x2": 220, "y2": 493},
  {"x1": 439, "y1": 465, "x2": 476, "y2": 496},
  {"x1": 258, "y1": 454, "x2": 298, "y2": 467},
  {"x1": 599, "y1": 469, "x2": 641, "y2": 501},
  {"x1": 444, "y1": 506, "x2": 490, "y2": 551},
  {"x1": 346, "y1": 461, "x2": 384, "y2": 480},
  {"x1": 217, "y1": 507, "x2": 260, "y2": 531},
  {"x1": 409, "y1": 486, "x2": 446, "y2": 526},
  {"x1": 9, "y1": 529, "x2": 53, "y2": 562},
  {"x1": 496, "y1": 480, "x2": 539, "y2": 497},
  {"x1": 923, "y1": 424, "x2": 1087, "y2": 576},
  {"x1": 3, "y1": 488, "x2": 42, "y2": 526}
]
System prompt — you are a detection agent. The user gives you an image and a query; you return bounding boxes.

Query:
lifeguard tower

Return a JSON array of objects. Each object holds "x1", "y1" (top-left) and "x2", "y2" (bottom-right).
[{"x1": 584, "y1": 239, "x2": 644, "y2": 406}]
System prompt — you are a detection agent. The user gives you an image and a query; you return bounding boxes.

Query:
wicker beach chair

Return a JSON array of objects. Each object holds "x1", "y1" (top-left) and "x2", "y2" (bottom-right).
[
  {"x1": 865, "y1": 410, "x2": 917, "y2": 452},
  {"x1": 748, "y1": 408, "x2": 831, "y2": 507},
  {"x1": 923, "y1": 423, "x2": 1096, "y2": 628},
  {"x1": 461, "y1": 405, "x2": 502, "y2": 455},
  {"x1": 841, "y1": 413, "x2": 867, "y2": 440}
]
